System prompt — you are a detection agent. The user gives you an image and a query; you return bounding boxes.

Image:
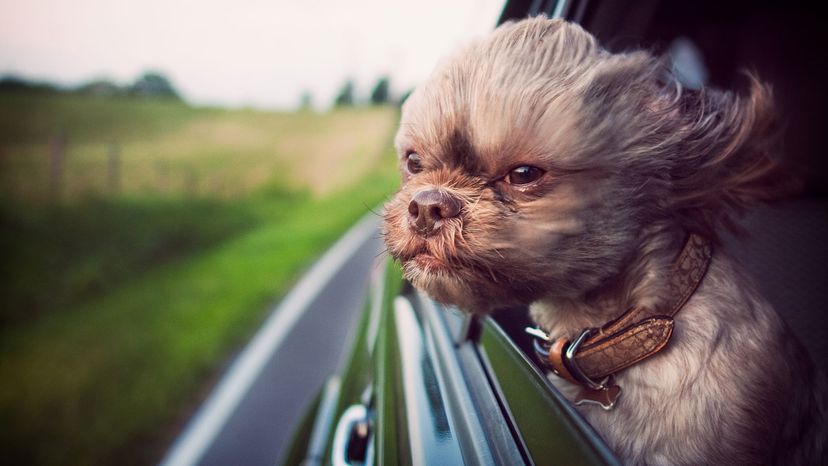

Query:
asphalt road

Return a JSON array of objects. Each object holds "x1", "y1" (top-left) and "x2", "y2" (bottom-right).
[{"x1": 161, "y1": 215, "x2": 385, "y2": 466}]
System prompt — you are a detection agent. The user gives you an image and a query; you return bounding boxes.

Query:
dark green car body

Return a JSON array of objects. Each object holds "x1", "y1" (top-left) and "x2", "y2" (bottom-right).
[{"x1": 281, "y1": 260, "x2": 618, "y2": 466}]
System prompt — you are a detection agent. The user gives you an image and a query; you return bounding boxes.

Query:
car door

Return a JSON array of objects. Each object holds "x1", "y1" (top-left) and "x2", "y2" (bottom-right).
[{"x1": 283, "y1": 259, "x2": 619, "y2": 465}]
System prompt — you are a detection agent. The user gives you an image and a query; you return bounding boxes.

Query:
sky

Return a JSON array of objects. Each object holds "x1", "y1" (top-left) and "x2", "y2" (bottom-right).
[{"x1": 0, "y1": 0, "x2": 505, "y2": 110}]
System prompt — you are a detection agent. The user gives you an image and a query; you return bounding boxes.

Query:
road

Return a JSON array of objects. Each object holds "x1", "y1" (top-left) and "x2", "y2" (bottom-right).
[{"x1": 160, "y1": 215, "x2": 385, "y2": 466}]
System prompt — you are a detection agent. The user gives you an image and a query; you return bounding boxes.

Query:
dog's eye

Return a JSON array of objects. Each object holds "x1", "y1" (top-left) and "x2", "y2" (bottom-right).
[
  {"x1": 506, "y1": 166, "x2": 544, "y2": 185},
  {"x1": 406, "y1": 152, "x2": 423, "y2": 174}
]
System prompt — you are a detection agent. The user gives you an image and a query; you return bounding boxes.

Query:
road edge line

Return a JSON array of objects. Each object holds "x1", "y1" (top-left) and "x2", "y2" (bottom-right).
[{"x1": 159, "y1": 213, "x2": 381, "y2": 466}]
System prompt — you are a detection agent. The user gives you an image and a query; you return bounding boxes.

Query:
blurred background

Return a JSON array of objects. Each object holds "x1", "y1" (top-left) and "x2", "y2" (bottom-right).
[{"x1": 0, "y1": 1, "x2": 502, "y2": 464}]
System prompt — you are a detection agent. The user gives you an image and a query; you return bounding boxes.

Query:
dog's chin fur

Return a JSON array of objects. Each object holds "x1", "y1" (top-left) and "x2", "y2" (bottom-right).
[{"x1": 382, "y1": 15, "x2": 826, "y2": 465}]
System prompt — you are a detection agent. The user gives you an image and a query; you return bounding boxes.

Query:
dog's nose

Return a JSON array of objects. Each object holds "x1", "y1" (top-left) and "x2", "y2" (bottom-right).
[{"x1": 408, "y1": 189, "x2": 462, "y2": 235}]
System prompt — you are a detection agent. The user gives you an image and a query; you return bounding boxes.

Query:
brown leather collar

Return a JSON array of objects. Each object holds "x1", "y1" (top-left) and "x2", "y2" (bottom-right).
[{"x1": 528, "y1": 233, "x2": 713, "y2": 409}]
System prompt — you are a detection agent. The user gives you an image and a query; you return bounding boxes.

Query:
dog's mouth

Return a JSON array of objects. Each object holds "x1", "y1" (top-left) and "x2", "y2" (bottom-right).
[
  {"x1": 412, "y1": 252, "x2": 451, "y2": 271},
  {"x1": 399, "y1": 246, "x2": 496, "y2": 283},
  {"x1": 398, "y1": 246, "x2": 453, "y2": 271},
  {"x1": 385, "y1": 211, "x2": 488, "y2": 281},
  {"x1": 393, "y1": 239, "x2": 465, "y2": 277},
  {"x1": 394, "y1": 238, "x2": 526, "y2": 313}
]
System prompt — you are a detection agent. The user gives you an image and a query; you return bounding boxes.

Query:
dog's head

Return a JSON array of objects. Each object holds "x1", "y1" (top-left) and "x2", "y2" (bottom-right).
[{"x1": 383, "y1": 17, "x2": 785, "y2": 313}]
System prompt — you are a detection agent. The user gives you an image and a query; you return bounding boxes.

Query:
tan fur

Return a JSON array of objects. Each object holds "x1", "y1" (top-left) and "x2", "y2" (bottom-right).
[{"x1": 382, "y1": 16, "x2": 826, "y2": 465}]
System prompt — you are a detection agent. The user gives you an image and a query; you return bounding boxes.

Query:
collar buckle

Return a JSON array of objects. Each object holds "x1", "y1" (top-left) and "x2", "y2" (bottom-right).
[
  {"x1": 526, "y1": 326, "x2": 608, "y2": 389},
  {"x1": 526, "y1": 326, "x2": 621, "y2": 410},
  {"x1": 564, "y1": 328, "x2": 610, "y2": 390}
]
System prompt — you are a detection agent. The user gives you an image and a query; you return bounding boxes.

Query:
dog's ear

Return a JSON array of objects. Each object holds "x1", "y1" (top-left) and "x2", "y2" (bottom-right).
[{"x1": 661, "y1": 73, "x2": 798, "y2": 238}]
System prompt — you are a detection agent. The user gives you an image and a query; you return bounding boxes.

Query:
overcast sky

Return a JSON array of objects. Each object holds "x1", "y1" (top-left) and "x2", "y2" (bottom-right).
[{"x1": 0, "y1": 0, "x2": 504, "y2": 110}]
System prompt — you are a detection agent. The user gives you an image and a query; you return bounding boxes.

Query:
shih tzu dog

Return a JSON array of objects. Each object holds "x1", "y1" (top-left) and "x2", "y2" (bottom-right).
[{"x1": 383, "y1": 16, "x2": 826, "y2": 465}]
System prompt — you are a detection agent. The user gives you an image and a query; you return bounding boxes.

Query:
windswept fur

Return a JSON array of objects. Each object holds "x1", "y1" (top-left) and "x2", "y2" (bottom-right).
[{"x1": 383, "y1": 16, "x2": 826, "y2": 465}]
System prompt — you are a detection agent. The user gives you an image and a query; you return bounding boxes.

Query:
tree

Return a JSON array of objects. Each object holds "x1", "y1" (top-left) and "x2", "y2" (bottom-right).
[
  {"x1": 0, "y1": 75, "x2": 60, "y2": 93},
  {"x1": 299, "y1": 90, "x2": 313, "y2": 110},
  {"x1": 397, "y1": 88, "x2": 413, "y2": 107},
  {"x1": 333, "y1": 79, "x2": 355, "y2": 107},
  {"x1": 76, "y1": 78, "x2": 123, "y2": 97},
  {"x1": 131, "y1": 71, "x2": 180, "y2": 100},
  {"x1": 369, "y1": 76, "x2": 390, "y2": 105}
]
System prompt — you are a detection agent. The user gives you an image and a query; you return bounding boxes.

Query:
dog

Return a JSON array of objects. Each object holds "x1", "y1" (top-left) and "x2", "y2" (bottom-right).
[{"x1": 382, "y1": 16, "x2": 826, "y2": 465}]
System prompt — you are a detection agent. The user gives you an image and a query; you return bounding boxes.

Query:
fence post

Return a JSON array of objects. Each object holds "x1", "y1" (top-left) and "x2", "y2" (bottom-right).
[
  {"x1": 185, "y1": 168, "x2": 199, "y2": 197},
  {"x1": 155, "y1": 159, "x2": 169, "y2": 193},
  {"x1": 107, "y1": 141, "x2": 120, "y2": 195},
  {"x1": 48, "y1": 134, "x2": 65, "y2": 201}
]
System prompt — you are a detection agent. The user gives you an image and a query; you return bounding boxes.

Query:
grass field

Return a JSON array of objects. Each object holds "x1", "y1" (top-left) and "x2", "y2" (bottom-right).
[
  {"x1": 0, "y1": 91, "x2": 400, "y2": 465},
  {"x1": 0, "y1": 92, "x2": 395, "y2": 200}
]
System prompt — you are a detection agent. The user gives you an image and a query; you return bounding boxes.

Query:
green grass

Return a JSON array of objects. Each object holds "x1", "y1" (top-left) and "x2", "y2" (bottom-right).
[
  {"x1": 0, "y1": 196, "x2": 263, "y2": 324},
  {"x1": 0, "y1": 175, "x2": 397, "y2": 465},
  {"x1": 0, "y1": 90, "x2": 401, "y2": 465}
]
